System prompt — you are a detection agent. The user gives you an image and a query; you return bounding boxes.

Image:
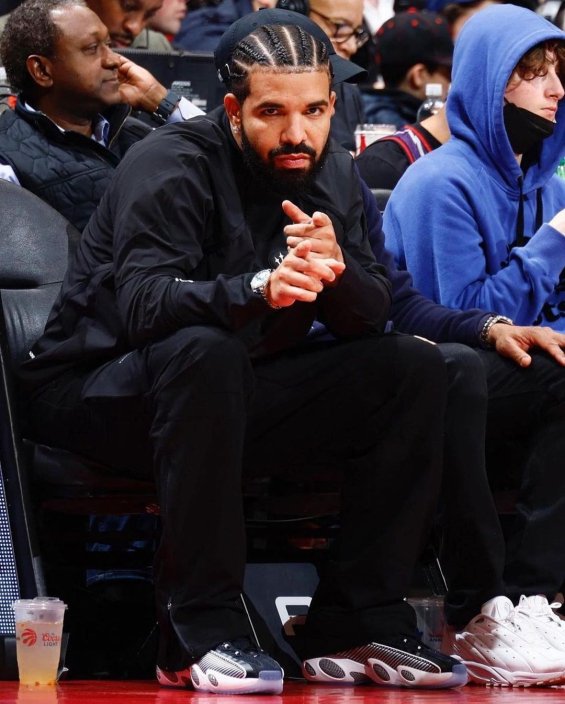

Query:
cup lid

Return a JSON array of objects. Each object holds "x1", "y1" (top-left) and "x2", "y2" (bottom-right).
[{"x1": 12, "y1": 597, "x2": 67, "y2": 611}]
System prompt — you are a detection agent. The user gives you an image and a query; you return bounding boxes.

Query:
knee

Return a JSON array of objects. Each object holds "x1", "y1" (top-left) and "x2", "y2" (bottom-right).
[
  {"x1": 440, "y1": 343, "x2": 488, "y2": 402},
  {"x1": 146, "y1": 325, "x2": 253, "y2": 393},
  {"x1": 391, "y1": 334, "x2": 449, "y2": 388},
  {"x1": 360, "y1": 333, "x2": 449, "y2": 399}
]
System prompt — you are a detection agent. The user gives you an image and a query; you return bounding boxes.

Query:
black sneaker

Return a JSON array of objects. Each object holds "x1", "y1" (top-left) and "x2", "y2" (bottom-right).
[
  {"x1": 157, "y1": 637, "x2": 284, "y2": 694},
  {"x1": 302, "y1": 634, "x2": 468, "y2": 689}
]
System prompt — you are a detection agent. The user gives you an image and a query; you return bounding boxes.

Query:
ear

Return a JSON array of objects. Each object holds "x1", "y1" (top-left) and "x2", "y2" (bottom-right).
[
  {"x1": 405, "y1": 63, "x2": 427, "y2": 92},
  {"x1": 329, "y1": 89, "x2": 336, "y2": 118},
  {"x1": 26, "y1": 54, "x2": 54, "y2": 89},
  {"x1": 224, "y1": 92, "x2": 242, "y2": 130}
]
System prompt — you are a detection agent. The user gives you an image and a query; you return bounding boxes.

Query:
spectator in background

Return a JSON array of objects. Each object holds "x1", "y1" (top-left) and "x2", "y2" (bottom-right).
[
  {"x1": 0, "y1": 0, "x2": 175, "y2": 51},
  {"x1": 148, "y1": 0, "x2": 188, "y2": 40},
  {"x1": 85, "y1": 0, "x2": 173, "y2": 51},
  {"x1": 385, "y1": 4, "x2": 565, "y2": 329},
  {"x1": 357, "y1": 0, "x2": 504, "y2": 188},
  {"x1": 174, "y1": 0, "x2": 276, "y2": 51},
  {"x1": 362, "y1": 10, "x2": 452, "y2": 128},
  {"x1": 382, "y1": 11, "x2": 565, "y2": 671},
  {"x1": 302, "y1": 0, "x2": 369, "y2": 150},
  {"x1": 0, "y1": 0, "x2": 202, "y2": 230},
  {"x1": 427, "y1": 0, "x2": 499, "y2": 37},
  {"x1": 356, "y1": 106, "x2": 449, "y2": 188}
]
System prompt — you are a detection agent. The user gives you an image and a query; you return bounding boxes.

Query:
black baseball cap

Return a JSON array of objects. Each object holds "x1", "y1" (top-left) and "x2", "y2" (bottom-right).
[
  {"x1": 375, "y1": 10, "x2": 453, "y2": 70},
  {"x1": 214, "y1": 8, "x2": 366, "y2": 85}
]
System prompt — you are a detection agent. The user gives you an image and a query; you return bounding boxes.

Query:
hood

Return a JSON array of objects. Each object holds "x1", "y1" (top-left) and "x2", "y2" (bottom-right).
[{"x1": 447, "y1": 4, "x2": 565, "y2": 193}]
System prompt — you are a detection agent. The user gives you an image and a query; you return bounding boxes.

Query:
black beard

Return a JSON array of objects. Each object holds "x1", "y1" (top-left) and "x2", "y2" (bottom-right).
[{"x1": 240, "y1": 125, "x2": 329, "y2": 197}]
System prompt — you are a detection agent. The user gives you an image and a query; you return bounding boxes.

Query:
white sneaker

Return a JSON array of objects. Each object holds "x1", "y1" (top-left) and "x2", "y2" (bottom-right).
[
  {"x1": 443, "y1": 596, "x2": 565, "y2": 687},
  {"x1": 515, "y1": 595, "x2": 565, "y2": 652}
]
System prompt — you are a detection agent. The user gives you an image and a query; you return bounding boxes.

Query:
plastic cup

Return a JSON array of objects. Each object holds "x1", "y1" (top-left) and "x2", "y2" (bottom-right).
[
  {"x1": 354, "y1": 123, "x2": 397, "y2": 155},
  {"x1": 12, "y1": 597, "x2": 67, "y2": 686},
  {"x1": 407, "y1": 596, "x2": 445, "y2": 649}
]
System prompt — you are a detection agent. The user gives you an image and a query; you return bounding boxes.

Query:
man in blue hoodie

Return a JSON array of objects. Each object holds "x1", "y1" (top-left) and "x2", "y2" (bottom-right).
[
  {"x1": 385, "y1": 4, "x2": 565, "y2": 329},
  {"x1": 383, "y1": 2, "x2": 565, "y2": 683}
]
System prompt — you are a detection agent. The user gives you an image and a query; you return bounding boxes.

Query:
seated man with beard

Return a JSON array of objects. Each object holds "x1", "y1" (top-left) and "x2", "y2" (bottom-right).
[{"x1": 18, "y1": 7, "x2": 468, "y2": 696}]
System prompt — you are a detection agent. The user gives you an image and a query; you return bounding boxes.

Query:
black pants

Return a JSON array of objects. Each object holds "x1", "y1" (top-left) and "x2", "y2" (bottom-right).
[
  {"x1": 479, "y1": 348, "x2": 565, "y2": 603},
  {"x1": 437, "y1": 345, "x2": 565, "y2": 627},
  {"x1": 437, "y1": 344, "x2": 505, "y2": 628},
  {"x1": 26, "y1": 329, "x2": 447, "y2": 667}
]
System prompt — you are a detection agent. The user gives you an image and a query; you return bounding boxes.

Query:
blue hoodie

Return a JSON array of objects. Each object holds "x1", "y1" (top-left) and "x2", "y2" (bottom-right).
[{"x1": 383, "y1": 5, "x2": 565, "y2": 329}]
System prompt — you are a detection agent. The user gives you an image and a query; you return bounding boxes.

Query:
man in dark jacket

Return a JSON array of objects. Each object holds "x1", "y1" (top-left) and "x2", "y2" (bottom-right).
[
  {"x1": 19, "y1": 8, "x2": 469, "y2": 695},
  {"x1": 0, "y1": 0, "x2": 201, "y2": 230}
]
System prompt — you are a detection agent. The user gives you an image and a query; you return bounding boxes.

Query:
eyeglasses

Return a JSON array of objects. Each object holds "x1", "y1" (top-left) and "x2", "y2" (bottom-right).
[{"x1": 310, "y1": 8, "x2": 370, "y2": 49}]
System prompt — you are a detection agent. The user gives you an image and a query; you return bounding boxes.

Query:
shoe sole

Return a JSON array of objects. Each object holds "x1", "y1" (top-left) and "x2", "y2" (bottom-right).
[
  {"x1": 302, "y1": 657, "x2": 371, "y2": 684},
  {"x1": 303, "y1": 656, "x2": 467, "y2": 689},
  {"x1": 366, "y1": 658, "x2": 468, "y2": 689},
  {"x1": 463, "y1": 661, "x2": 565, "y2": 688},
  {"x1": 156, "y1": 666, "x2": 191, "y2": 688},
  {"x1": 190, "y1": 664, "x2": 283, "y2": 694}
]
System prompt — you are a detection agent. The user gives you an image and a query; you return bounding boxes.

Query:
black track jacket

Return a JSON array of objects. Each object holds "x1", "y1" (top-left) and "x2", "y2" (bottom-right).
[{"x1": 20, "y1": 108, "x2": 391, "y2": 390}]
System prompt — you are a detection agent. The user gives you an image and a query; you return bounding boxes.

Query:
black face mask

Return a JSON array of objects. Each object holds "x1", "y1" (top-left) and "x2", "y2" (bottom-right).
[{"x1": 503, "y1": 101, "x2": 555, "y2": 155}]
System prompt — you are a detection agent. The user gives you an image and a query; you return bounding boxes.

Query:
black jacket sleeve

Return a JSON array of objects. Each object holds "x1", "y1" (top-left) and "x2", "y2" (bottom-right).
[
  {"x1": 105, "y1": 133, "x2": 274, "y2": 347},
  {"x1": 316, "y1": 169, "x2": 392, "y2": 337}
]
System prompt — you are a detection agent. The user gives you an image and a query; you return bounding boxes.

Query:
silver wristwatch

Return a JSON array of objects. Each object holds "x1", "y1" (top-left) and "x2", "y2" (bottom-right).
[
  {"x1": 250, "y1": 269, "x2": 280, "y2": 309},
  {"x1": 480, "y1": 314, "x2": 513, "y2": 347}
]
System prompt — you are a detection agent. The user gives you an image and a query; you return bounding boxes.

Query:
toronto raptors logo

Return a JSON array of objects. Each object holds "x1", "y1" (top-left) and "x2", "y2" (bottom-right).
[{"x1": 21, "y1": 628, "x2": 37, "y2": 646}]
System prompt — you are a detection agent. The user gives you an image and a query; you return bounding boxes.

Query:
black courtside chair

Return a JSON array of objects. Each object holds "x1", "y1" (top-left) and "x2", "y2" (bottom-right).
[{"x1": 0, "y1": 181, "x2": 161, "y2": 677}]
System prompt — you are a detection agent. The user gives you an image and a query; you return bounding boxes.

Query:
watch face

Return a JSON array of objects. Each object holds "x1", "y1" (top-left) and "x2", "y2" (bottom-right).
[{"x1": 251, "y1": 269, "x2": 270, "y2": 292}]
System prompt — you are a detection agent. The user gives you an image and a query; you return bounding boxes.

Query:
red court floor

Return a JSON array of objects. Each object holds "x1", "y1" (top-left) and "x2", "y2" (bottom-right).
[{"x1": 2, "y1": 681, "x2": 565, "y2": 704}]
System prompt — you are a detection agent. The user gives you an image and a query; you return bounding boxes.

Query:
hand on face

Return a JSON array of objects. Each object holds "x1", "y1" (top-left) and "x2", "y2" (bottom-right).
[{"x1": 116, "y1": 55, "x2": 166, "y2": 112}]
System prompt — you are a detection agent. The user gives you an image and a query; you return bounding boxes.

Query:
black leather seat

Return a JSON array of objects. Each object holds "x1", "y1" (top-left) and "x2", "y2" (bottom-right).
[
  {"x1": 0, "y1": 181, "x2": 158, "y2": 581},
  {"x1": 370, "y1": 188, "x2": 393, "y2": 213}
]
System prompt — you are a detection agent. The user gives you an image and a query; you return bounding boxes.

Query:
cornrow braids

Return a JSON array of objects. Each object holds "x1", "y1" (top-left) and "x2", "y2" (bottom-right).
[{"x1": 227, "y1": 23, "x2": 332, "y2": 103}]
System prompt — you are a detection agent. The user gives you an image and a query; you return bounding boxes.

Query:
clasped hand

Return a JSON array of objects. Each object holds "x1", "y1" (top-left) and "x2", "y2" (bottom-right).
[{"x1": 267, "y1": 200, "x2": 345, "y2": 308}]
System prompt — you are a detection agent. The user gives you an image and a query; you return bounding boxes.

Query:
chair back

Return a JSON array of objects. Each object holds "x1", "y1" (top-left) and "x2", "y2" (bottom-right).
[
  {"x1": 371, "y1": 188, "x2": 393, "y2": 214},
  {"x1": 0, "y1": 182, "x2": 79, "y2": 676},
  {"x1": 0, "y1": 181, "x2": 78, "y2": 367}
]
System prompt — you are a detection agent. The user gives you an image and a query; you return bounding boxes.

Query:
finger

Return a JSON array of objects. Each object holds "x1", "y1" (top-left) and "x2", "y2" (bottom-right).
[
  {"x1": 274, "y1": 266, "x2": 324, "y2": 293},
  {"x1": 498, "y1": 339, "x2": 532, "y2": 367},
  {"x1": 542, "y1": 341, "x2": 565, "y2": 366},
  {"x1": 280, "y1": 259, "x2": 327, "y2": 288},
  {"x1": 286, "y1": 236, "x2": 326, "y2": 253},
  {"x1": 284, "y1": 223, "x2": 316, "y2": 239},
  {"x1": 282, "y1": 199, "x2": 312, "y2": 224},
  {"x1": 292, "y1": 239, "x2": 312, "y2": 259},
  {"x1": 303, "y1": 259, "x2": 344, "y2": 284},
  {"x1": 312, "y1": 210, "x2": 332, "y2": 227},
  {"x1": 279, "y1": 286, "x2": 318, "y2": 303}
]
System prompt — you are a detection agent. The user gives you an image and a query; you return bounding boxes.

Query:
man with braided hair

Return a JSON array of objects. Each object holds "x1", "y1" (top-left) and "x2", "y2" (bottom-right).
[{"x1": 19, "y1": 8, "x2": 467, "y2": 694}]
